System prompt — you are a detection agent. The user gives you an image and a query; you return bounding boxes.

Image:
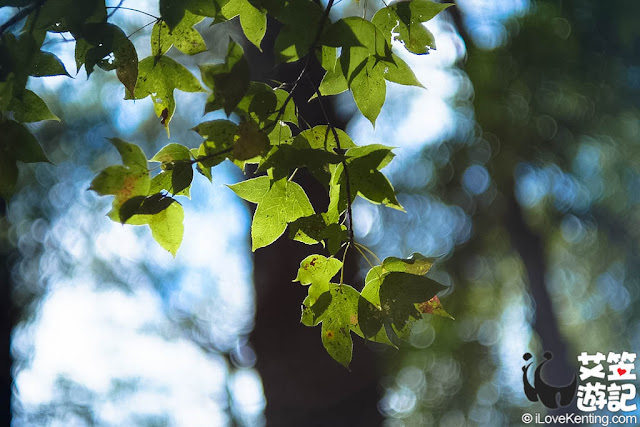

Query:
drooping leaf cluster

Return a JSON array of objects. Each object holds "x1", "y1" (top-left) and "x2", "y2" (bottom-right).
[{"x1": 0, "y1": 0, "x2": 453, "y2": 367}]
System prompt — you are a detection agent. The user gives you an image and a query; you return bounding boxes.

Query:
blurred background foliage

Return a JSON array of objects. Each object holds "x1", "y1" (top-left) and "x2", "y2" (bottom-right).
[{"x1": 2, "y1": 0, "x2": 640, "y2": 425}]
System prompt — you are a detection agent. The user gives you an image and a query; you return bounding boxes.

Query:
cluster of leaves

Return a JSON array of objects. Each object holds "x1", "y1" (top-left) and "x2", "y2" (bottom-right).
[{"x1": 0, "y1": 0, "x2": 453, "y2": 366}]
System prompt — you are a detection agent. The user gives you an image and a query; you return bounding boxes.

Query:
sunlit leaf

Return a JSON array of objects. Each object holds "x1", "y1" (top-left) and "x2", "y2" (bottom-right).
[
  {"x1": 220, "y1": 0, "x2": 267, "y2": 49},
  {"x1": 229, "y1": 176, "x2": 315, "y2": 250},
  {"x1": 372, "y1": 0, "x2": 452, "y2": 54},
  {"x1": 295, "y1": 254, "x2": 342, "y2": 287},
  {"x1": 128, "y1": 55, "x2": 205, "y2": 133},
  {"x1": 301, "y1": 283, "x2": 361, "y2": 367},
  {"x1": 152, "y1": 11, "x2": 207, "y2": 55}
]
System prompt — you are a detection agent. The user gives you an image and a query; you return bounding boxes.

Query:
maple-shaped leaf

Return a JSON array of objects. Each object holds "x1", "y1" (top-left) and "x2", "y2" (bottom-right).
[
  {"x1": 78, "y1": 23, "x2": 138, "y2": 96},
  {"x1": 372, "y1": 0, "x2": 452, "y2": 55},
  {"x1": 127, "y1": 55, "x2": 204, "y2": 134},
  {"x1": 301, "y1": 282, "x2": 361, "y2": 368},
  {"x1": 152, "y1": 11, "x2": 207, "y2": 56},
  {"x1": 89, "y1": 138, "x2": 150, "y2": 220},
  {"x1": 220, "y1": 0, "x2": 267, "y2": 50},
  {"x1": 358, "y1": 253, "x2": 447, "y2": 343},
  {"x1": 228, "y1": 176, "x2": 315, "y2": 250},
  {"x1": 149, "y1": 143, "x2": 194, "y2": 197}
]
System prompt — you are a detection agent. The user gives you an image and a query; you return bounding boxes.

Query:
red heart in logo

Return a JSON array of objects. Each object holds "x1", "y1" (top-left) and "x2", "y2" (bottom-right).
[{"x1": 618, "y1": 368, "x2": 627, "y2": 376}]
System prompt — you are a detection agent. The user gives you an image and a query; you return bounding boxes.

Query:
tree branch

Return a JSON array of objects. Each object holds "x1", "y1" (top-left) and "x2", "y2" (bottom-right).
[{"x1": 0, "y1": 0, "x2": 45, "y2": 36}]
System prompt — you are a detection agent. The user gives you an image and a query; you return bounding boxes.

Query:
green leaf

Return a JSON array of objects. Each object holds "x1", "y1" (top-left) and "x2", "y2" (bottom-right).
[
  {"x1": 357, "y1": 254, "x2": 444, "y2": 343},
  {"x1": 119, "y1": 192, "x2": 175, "y2": 224},
  {"x1": 27, "y1": 0, "x2": 106, "y2": 33},
  {"x1": 228, "y1": 175, "x2": 271, "y2": 203},
  {"x1": 229, "y1": 176, "x2": 315, "y2": 250},
  {"x1": 288, "y1": 215, "x2": 348, "y2": 255},
  {"x1": 372, "y1": 0, "x2": 452, "y2": 55},
  {"x1": 271, "y1": 0, "x2": 323, "y2": 63},
  {"x1": 9, "y1": 90, "x2": 59, "y2": 122},
  {"x1": 295, "y1": 255, "x2": 342, "y2": 287},
  {"x1": 233, "y1": 120, "x2": 270, "y2": 161},
  {"x1": 0, "y1": 120, "x2": 50, "y2": 200},
  {"x1": 151, "y1": 11, "x2": 207, "y2": 56},
  {"x1": 330, "y1": 148, "x2": 403, "y2": 214},
  {"x1": 200, "y1": 41, "x2": 250, "y2": 116},
  {"x1": 322, "y1": 17, "x2": 395, "y2": 125},
  {"x1": 315, "y1": 66, "x2": 348, "y2": 99},
  {"x1": 29, "y1": 50, "x2": 70, "y2": 77},
  {"x1": 147, "y1": 196, "x2": 184, "y2": 256},
  {"x1": 294, "y1": 125, "x2": 357, "y2": 152},
  {"x1": 317, "y1": 45, "x2": 337, "y2": 72},
  {"x1": 149, "y1": 167, "x2": 192, "y2": 197},
  {"x1": 258, "y1": 141, "x2": 341, "y2": 183},
  {"x1": 159, "y1": 0, "x2": 217, "y2": 30},
  {"x1": 301, "y1": 283, "x2": 361, "y2": 367},
  {"x1": 380, "y1": 272, "x2": 445, "y2": 333},
  {"x1": 79, "y1": 24, "x2": 139, "y2": 96},
  {"x1": 109, "y1": 138, "x2": 148, "y2": 173},
  {"x1": 350, "y1": 57, "x2": 386, "y2": 126},
  {"x1": 160, "y1": 0, "x2": 187, "y2": 31},
  {"x1": 236, "y1": 82, "x2": 297, "y2": 126},
  {"x1": 148, "y1": 144, "x2": 194, "y2": 197},
  {"x1": 124, "y1": 196, "x2": 185, "y2": 257},
  {"x1": 221, "y1": 0, "x2": 267, "y2": 49},
  {"x1": 193, "y1": 119, "x2": 238, "y2": 169},
  {"x1": 151, "y1": 143, "x2": 192, "y2": 163},
  {"x1": 346, "y1": 143, "x2": 395, "y2": 169},
  {"x1": 128, "y1": 55, "x2": 205, "y2": 133},
  {"x1": 381, "y1": 53, "x2": 423, "y2": 88},
  {"x1": 383, "y1": 252, "x2": 436, "y2": 275}
]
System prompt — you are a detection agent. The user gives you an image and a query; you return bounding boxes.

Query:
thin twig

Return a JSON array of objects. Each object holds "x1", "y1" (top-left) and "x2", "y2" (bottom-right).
[
  {"x1": 266, "y1": 0, "x2": 336, "y2": 130},
  {"x1": 106, "y1": 0, "x2": 126, "y2": 19},
  {"x1": 106, "y1": 6, "x2": 158, "y2": 19},
  {"x1": 0, "y1": 0, "x2": 45, "y2": 35},
  {"x1": 339, "y1": 242, "x2": 350, "y2": 285},
  {"x1": 309, "y1": 74, "x2": 355, "y2": 246},
  {"x1": 190, "y1": 146, "x2": 234, "y2": 165}
]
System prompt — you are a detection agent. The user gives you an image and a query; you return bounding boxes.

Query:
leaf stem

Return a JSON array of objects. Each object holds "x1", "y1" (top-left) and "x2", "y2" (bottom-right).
[
  {"x1": 106, "y1": 6, "x2": 159, "y2": 19},
  {"x1": 354, "y1": 243, "x2": 374, "y2": 270},
  {"x1": 309, "y1": 75, "x2": 355, "y2": 247},
  {"x1": 355, "y1": 242, "x2": 382, "y2": 266},
  {"x1": 339, "y1": 241, "x2": 350, "y2": 285},
  {"x1": 190, "y1": 146, "x2": 234, "y2": 165}
]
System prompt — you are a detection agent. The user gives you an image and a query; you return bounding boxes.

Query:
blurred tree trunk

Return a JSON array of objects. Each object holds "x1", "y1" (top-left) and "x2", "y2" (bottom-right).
[
  {"x1": 446, "y1": 3, "x2": 577, "y2": 416},
  {"x1": 244, "y1": 20, "x2": 382, "y2": 425},
  {"x1": 0, "y1": 200, "x2": 13, "y2": 426}
]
